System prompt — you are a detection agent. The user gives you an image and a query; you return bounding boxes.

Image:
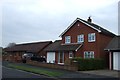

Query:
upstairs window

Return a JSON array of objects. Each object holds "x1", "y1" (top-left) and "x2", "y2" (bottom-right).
[
  {"x1": 77, "y1": 34, "x2": 84, "y2": 43},
  {"x1": 84, "y1": 51, "x2": 94, "y2": 58},
  {"x1": 88, "y1": 33, "x2": 96, "y2": 42},
  {"x1": 65, "y1": 36, "x2": 71, "y2": 44}
]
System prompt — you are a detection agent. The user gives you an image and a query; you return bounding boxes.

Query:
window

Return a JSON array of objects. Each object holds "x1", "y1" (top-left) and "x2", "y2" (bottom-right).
[
  {"x1": 88, "y1": 33, "x2": 95, "y2": 42},
  {"x1": 65, "y1": 36, "x2": 71, "y2": 44},
  {"x1": 58, "y1": 52, "x2": 64, "y2": 64},
  {"x1": 84, "y1": 51, "x2": 94, "y2": 58},
  {"x1": 77, "y1": 34, "x2": 84, "y2": 43},
  {"x1": 69, "y1": 51, "x2": 73, "y2": 58}
]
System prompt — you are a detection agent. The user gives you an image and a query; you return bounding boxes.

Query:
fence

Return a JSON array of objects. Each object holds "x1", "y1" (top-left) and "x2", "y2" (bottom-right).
[{"x1": 26, "y1": 60, "x2": 78, "y2": 71}]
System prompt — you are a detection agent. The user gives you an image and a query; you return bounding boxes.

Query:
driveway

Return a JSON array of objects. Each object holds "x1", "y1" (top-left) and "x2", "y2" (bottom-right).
[{"x1": 2, "y1": 61, "x2": 119, "y2": 80}]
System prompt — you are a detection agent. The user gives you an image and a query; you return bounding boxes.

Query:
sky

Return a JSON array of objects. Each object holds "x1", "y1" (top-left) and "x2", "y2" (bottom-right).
[
  {"x1": 118, "y1": 1, "x2": 120, "y2": 35},
  {"x1": 1, "y1": 0, "x2": 119, "y2": 47}
]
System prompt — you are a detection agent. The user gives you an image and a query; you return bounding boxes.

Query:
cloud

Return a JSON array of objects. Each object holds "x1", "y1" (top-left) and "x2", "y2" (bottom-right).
[
  {"x1": 118, "y1": 1, "x2": 120, "y2": 35},
  {"x1": 2, "y1": 0, "x2": 119, "y2": 47},
  {"x1": 0, "y1": 0, "x2": 2, "y2": 47}
]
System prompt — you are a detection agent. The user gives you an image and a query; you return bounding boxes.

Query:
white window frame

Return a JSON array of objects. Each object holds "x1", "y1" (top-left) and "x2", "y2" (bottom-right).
[
  {"x1": 65, "y1": 36, "x2": 71, "y2": 44},
  {"x1": 77, "y1": 34, "x2": 84, "y2": 43},
  {"x1": 84, "y1": 51, "x2": 94, "y2": 58},
  {"x1": 69, "y1": 51, "x2": 73, "y2": 58},
  {"x1": 88, "y1": 33, "x2": 96, "y2": 42}
]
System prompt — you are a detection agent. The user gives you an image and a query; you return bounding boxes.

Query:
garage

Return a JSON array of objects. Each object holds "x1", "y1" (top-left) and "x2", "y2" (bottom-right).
[
  {"x1": 105, "y1": 36, "x2": 120, "y2": 71},
  {"x1": 47, "y1": 52, "x2": 55, "y2": 63},
  {"x1": 113, "y1": 52, "x2": 120, "y2": 70}
]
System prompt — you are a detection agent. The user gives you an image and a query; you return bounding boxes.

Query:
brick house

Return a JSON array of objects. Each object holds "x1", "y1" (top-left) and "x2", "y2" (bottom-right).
[
  {"x1": 45, "y1": 17, "x2": 115, "y2": 65},
  {"x1": 105, "y1": 36, "x2": 120, "y2": 70},
  {"x1": 4, "y1": 41, "x2": 52, "y2": 62}
]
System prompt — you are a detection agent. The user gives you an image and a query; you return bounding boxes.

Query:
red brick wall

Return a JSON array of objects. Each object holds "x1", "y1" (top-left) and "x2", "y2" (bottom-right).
[
  {"x1": 61, "y1": 20, "x2": 114, "y2": 59},
  {"x1": 55, "y1": 51, "x2": 58, "y2": 63},
  {"x1": 5, "y1": 52, "x2": 23, "y2": 62},
  {"x1": 27, "y1": 60, "x2": 78, "y2": 71},
  {"x1": 75, "y1": 47, "x2": 83, "y2": 58},
  {"x1": 62, "y1": 21, "x2": 97, "y2": 43},
  {"x1": 98, "y1": 34, "x2": 114, "y2": 68},
  {"x1": 99, "y1": 34, "x2": 113, "y2": 58},
  {"x1": 62, "y1": 21, "x2": 99, "y2": 58}
]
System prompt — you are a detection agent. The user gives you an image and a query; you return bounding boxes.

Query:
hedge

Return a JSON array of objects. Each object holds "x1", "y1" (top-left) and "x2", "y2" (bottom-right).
[{"x1": 72, "y1": 57, "x2": 106, "y2": 71}]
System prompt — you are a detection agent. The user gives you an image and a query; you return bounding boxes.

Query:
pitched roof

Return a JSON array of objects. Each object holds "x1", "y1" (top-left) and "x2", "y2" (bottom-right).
[
  {"x1": 105, "y1": 36, "x2": 120, "y2": 51},
  {"x1": 60, "y1": 18, "x2": 116, "y2": 37},
  {"x1": 4, "y1": 41, "x2": 52, "y2": 53},
  {"x1": 44, "y1": 40, "x2": 83, "y2": 52}
]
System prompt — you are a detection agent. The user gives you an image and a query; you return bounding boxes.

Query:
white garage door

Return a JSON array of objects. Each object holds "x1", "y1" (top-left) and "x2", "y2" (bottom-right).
[
  {"x1": 47, "y1": 52, "x2": 55, "y2": 63},
  {"x1": 113, "y1": 52, "x2": 120, "y2": 70}
]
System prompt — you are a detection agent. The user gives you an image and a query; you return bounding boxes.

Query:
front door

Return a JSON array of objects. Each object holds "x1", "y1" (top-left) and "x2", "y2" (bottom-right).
[{"x1": 58, "y1": 52, "x2": 64, "y2": 64}]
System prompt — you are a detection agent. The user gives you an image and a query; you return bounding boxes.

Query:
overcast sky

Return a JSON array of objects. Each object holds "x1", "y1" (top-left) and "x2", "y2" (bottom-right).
[
  {"x1": 118, "y1": 1, "x2": 120, "y2": 35},
  {"x1": 1, "y1": 0, "x2": 119, "y2": 47}
]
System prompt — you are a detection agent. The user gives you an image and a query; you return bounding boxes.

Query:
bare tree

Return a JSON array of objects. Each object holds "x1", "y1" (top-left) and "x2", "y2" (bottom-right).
[{"x1": 7, "y1": 42, "x2": 16, "y2": 47}]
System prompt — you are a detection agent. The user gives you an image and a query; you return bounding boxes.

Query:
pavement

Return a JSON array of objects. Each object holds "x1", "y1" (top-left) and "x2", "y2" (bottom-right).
[
  {"x1": 2, "y1": 61, "x2": 119, "y2": 80},
  {"x1": 80, "y1": 70, "x2": 120, "y2": 78}
]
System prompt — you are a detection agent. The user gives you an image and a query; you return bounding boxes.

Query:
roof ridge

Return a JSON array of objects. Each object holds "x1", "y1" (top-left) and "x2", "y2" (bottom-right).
[
  {"x1": 54, "y1": 40, "x2": 62, "y2": 42},
  {"x1": 78, "y1": 18, "x2": 116, "y2": 36},
  {"x1": 61, "y1": 17, "x2": 116, "y2": 37},
  {"x1": 14, "y1": 41, "x2": 52, "y2": 46}
]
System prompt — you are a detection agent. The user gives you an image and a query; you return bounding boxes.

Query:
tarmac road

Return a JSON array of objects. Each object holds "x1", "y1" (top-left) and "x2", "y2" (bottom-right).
[{"x1": 2, "y1": 66, "x2": 56, "y2": 80}]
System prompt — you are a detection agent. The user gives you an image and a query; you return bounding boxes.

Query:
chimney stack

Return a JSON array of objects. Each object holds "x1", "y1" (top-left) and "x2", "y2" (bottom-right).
[{"x1": 87, "y1": 16, "x2": 92, "y2": 22}]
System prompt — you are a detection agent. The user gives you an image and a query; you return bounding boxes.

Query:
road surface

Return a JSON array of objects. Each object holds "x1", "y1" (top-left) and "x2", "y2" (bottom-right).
[{"x1": 2, "y1": 66, "x2": 56, "y2": 80}]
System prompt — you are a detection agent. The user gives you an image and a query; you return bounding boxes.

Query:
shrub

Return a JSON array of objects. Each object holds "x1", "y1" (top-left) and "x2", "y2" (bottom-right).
[{"x1": 72, "y1": 57, "x2": 106, "y2": 71}]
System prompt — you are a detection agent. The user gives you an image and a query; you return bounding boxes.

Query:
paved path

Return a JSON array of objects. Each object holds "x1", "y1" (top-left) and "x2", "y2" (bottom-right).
[{"x1": 80, "y1": 70, "x2": 120, "y2": 78}]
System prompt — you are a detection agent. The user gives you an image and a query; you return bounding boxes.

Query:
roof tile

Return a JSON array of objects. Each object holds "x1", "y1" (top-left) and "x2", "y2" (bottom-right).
[
  {"x1": 4, "y1": 41, "x2": 52, "y2": 53},
  {"x1": 44, "y1": 40, "x2": 83, "y2": 51}
]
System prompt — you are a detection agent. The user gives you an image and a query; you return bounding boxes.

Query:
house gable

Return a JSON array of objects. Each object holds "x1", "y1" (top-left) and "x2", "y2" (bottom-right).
[
  {"x1": 60, "y1": 18, "x2": 101, "y2": 37},
  {"x1": 61, "y1": 20, "x2": 99, "y2": 44},
  {"x1": 60, "y1": 18, "x2": 115, "y2": 37}
]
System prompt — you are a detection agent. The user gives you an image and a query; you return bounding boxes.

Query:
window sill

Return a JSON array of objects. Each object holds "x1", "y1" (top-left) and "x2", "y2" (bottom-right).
[
  {"x1": 69, "y1": 57, "x2": 73, "y2": 59},
  {"x1": 88, "y1": 40, "x2": 95, "y2": 42}
]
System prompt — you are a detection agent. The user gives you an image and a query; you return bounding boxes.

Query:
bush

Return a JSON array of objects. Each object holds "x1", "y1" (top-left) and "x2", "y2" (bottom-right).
[{"x1": 72, "y1": 58, "x2": 106, "y2": 71}]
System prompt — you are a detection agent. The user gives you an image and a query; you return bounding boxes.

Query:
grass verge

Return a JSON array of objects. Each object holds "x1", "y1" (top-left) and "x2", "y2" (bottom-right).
[{"x1": 7, "y1": 64, "x2": 63, "y2": 77}]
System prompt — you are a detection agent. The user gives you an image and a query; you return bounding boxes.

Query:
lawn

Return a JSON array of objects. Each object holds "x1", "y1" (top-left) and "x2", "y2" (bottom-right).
[{"x1": 7, "y1": 64, "x2": 64, "y2": 77}]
